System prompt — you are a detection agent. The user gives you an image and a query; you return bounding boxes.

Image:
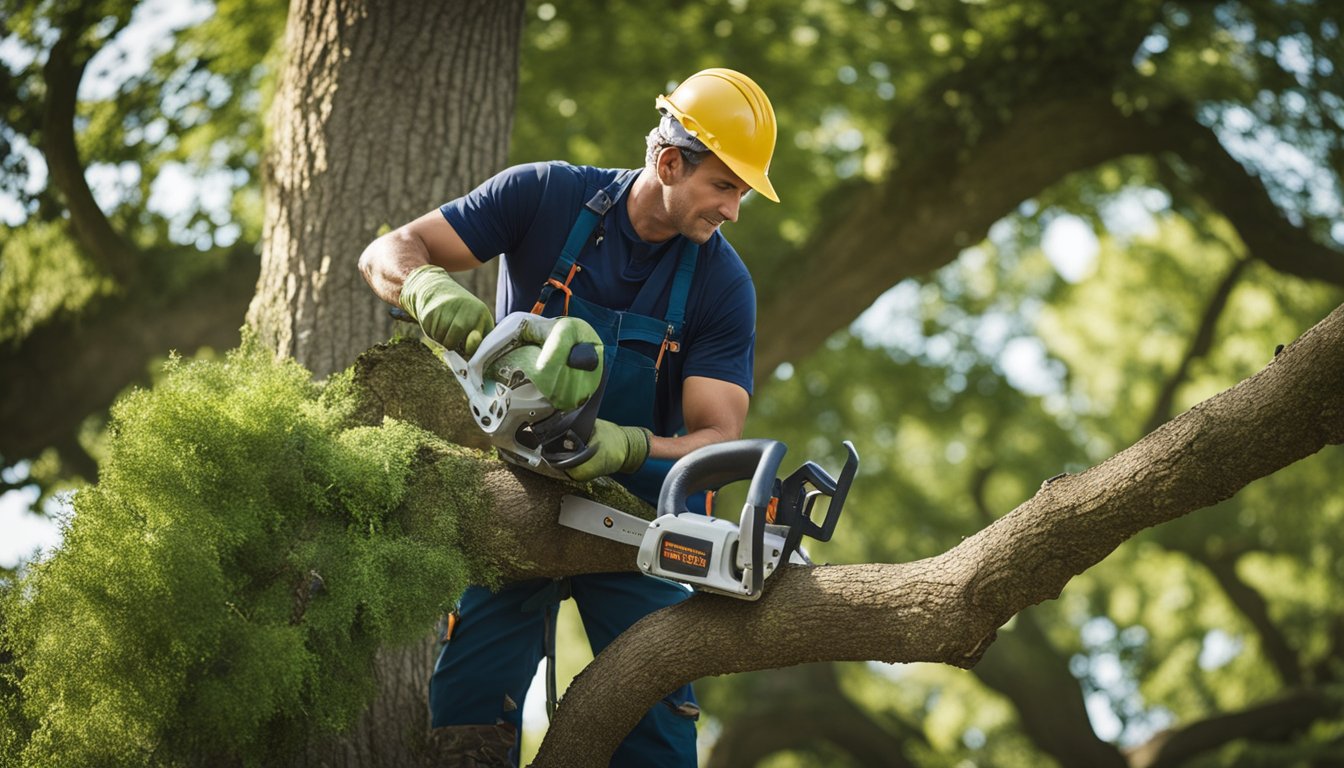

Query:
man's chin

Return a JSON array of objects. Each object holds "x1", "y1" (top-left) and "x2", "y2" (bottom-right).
[{"x1": 684, "y1": 220, "x2": 719, "y2": 244}]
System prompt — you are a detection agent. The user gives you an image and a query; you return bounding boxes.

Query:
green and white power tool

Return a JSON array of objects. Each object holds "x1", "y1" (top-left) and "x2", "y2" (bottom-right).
[{"x1": 440, "y1": 311, "x2": 608, "y2": 478}]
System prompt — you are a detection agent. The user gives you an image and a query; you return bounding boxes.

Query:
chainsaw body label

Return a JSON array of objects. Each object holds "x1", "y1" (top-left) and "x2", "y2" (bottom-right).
[{"x1": 658, "y1": 533, "x2": 712, "y2": 577}]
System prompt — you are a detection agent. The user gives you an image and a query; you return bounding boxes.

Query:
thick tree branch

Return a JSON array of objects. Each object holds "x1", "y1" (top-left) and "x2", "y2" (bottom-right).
[
  {"x1": 39, "y1": 12, "x2": 139, "y2": 284},
  {"x1": 529, "y1": 301, "x2": 1344, "y2": 766},
  {"x1": 756, "y1": 95, "x2": 1343, "y2": 384},
  {"x1": 1134, "y1": 252, "x2": 1305, "y2": 684},
  {"x1": 754, "y1": 95, "x2": 1180, "y2": 381},
  {"x1": 1125, "y1": 687, "x2": 1344, "y2": 768},
  {"x1": 347, "y1": 339, "x2": 651, "y2": 583}
]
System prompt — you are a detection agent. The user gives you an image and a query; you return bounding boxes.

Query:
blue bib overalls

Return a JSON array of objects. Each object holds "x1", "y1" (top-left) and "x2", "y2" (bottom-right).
[{"x1": 429, "y1": 172, "x2": 701, "y2": 767}]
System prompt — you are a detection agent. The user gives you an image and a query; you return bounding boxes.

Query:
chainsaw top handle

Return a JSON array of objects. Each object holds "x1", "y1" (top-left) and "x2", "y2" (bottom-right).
[
  {"x1": 657, "y1": 438, "x2": 787, "y2": 519},
  {"x1": 658, "y1": 439, "x2": 787, "y2": 597}
]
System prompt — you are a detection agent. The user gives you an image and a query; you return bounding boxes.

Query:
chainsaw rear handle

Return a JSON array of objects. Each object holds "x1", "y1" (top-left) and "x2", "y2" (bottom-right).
[{"x1": 775, "y1": 441, "x2": 860, "y2": 564}]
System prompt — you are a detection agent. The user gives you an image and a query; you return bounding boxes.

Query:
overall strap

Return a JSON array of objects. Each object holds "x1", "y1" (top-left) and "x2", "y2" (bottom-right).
[
  {"x1": 622, "y1": 236, "x2": 700, "y2": 373},
  {"x1": 663, "y1": 237, "x2": 699, "y2": 335},
  {"x1": 628, "y1": 236, "x2": 699, "y2": 333},
  {"x1": 531, "y1": 170, "x2": 639, "y2": 315}
]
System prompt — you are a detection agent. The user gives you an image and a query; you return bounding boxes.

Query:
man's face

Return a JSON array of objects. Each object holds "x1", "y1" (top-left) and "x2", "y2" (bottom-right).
[{"x1": 661, "y1": 151, "x2": 752, "y2": 244}]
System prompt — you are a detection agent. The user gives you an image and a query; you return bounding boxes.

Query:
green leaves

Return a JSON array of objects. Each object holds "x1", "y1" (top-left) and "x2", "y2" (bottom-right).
[{"x1": 1, "y1": 341, "x2": 478, "y2": 766}]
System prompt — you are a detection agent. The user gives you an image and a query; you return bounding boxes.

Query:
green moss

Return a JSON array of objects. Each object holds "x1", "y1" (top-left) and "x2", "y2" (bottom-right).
[{"x1": 1, "y1": 341, "x2": 481, "y2": 767}]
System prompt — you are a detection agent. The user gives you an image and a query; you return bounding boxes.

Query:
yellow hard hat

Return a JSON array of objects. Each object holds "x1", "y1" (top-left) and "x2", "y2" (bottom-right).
[{"x1": 655, "y1": 68, "x2": 779, "y2": 203}]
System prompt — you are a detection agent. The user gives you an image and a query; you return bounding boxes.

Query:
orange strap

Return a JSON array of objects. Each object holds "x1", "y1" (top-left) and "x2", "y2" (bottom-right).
[
  {"x1": 654, "y1": 336, "x2": 681, "y2": 372},
  {"x1": 705, "y1": 490, "x2": 716, "y2": 517},
  {"x1": 765, "y1": 496, "x2": 779, "y2": 525},
  {"x1": 531, "y1": 262, "x2": 583, "y2": 316},
  {"x1": 442, "y1": 611, "x2": 459, "y2": 642}
]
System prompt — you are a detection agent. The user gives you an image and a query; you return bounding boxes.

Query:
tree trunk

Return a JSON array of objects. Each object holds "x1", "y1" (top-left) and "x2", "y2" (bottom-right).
[
  {"x1": 249, "y1": 0, "x2": 522, "y2": 379},
  {"x1": 251, "y1": 1, "x2": 525, "y2": 765}
]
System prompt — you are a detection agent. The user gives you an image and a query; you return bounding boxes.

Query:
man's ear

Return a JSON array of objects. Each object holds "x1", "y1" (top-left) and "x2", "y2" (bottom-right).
[{"x1": 655, "y1": 146, "x2": 683, "y2": 184}]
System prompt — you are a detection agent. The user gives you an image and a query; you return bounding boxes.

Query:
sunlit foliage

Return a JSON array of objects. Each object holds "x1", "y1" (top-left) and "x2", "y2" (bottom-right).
[{"x1": 1, "y1": 341, "x2": 483, "y2": 767}]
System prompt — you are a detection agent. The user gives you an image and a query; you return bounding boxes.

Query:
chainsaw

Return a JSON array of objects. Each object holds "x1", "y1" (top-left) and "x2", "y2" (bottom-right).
[
  {"x1": 397, "y1": 307, "x2": 859, "y2": 599},
  {"x1": 438, "y1": 311, "x2": 608, "y2": 478},
  {"x1": 558, "y1": 437, "x2": 859, "y2": 600}
]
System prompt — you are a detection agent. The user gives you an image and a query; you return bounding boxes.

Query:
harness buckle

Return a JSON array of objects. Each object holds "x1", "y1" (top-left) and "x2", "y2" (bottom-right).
[{"x1": 531, "y1": 262, "x2": 583, "y2": 316}]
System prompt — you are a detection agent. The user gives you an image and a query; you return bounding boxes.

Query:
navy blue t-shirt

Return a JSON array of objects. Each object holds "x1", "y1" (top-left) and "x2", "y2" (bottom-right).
[{"x1": 440, "y1": 161, "x2": 756, "y2": 437}]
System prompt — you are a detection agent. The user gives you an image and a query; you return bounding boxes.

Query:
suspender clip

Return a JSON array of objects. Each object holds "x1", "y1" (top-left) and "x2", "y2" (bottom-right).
[
  {"x1": 531, "y1": 262, "x2": 583, "y2": 316},
  {"x1": 655, "y1": 324, "x2": 681, "y2": 374}
]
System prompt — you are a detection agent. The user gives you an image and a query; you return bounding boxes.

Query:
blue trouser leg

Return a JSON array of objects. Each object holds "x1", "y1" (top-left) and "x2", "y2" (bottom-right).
[
  {"x1": 429, "y1": 574, "x2": 698, "y2": 767},
  {"x1": 570, "y1": 572, "x2": 699, "y2": 768},
  {"x1": 429, "y1": 581, "x2": 550, "y2": 755}
]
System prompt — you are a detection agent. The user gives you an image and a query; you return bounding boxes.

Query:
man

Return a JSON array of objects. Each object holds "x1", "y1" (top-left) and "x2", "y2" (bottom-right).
[{"x1": 358, "y1": 68, "x2": 779, "y2": 767}]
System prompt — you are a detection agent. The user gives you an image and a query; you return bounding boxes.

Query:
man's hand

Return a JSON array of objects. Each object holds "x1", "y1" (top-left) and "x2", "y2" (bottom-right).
[
  {"x1": 399, "y1": 265, "x2": 495, "y2": 355},
  {"x1": 566, "y1": 420, "x2": 652, "y2": 481},
  {"x1": 518, "y1": 317, "x2": 604, "y2": 411}
]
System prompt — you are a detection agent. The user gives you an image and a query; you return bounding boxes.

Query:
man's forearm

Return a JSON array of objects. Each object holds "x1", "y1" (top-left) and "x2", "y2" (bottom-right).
[{"x1": 648, "y1": 426, "x2": 742, "y2": 462}]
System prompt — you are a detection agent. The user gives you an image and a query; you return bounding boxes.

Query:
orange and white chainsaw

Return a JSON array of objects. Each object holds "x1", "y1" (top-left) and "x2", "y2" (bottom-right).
[{"x1": 557, "y1": 438, "x2": 859, "y2": 600}]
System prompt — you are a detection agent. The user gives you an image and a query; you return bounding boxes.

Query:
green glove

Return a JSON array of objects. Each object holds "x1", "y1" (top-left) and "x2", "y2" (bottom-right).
[
  {"x1": 566, "y1": 419, "x2": 652, "y2": 481},
  {"x1": 399, "y1": 265, "x2": 494, "y2": 355},
  {"x1": 518, "y1": 316, "x2": 604, "y2": 412}
]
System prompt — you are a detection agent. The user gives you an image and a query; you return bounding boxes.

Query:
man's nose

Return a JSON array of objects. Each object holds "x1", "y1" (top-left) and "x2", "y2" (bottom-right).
[{"x1": 720, "y1": 194, "x2": 741, "y2": 223}]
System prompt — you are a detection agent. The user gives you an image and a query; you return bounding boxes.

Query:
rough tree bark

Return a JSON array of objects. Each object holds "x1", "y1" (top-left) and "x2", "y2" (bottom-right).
[
  {"x1": 247, "y1": 1, "x2": 526, "y2": 766},
  {"x1": 247, "y1": 0, "x2": 521, "y2": 379}
]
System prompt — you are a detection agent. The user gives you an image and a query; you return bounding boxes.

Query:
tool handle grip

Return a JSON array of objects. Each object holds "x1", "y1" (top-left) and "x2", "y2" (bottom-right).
[
  {"x1": 657, "y1": 439, "x2": 786, "y2": 519},
  {"x1": 566, "y1": 343, "x2": 600, "y2": 371}
]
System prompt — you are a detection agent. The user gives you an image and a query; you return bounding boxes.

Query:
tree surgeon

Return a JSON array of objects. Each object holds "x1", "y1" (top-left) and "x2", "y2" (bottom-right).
[{"x1": 359, "y1": 69, "x2": 779, "y2": 767}]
